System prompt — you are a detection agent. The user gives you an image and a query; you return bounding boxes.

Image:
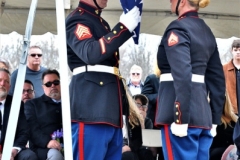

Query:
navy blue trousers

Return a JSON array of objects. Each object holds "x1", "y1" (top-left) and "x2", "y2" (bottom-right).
[
  {"x1": 161, "y1": 125, "x2": 213, "y2": 160},
  {"x1": 72, "y1": 122, "x2": 122, "y2": 160}
]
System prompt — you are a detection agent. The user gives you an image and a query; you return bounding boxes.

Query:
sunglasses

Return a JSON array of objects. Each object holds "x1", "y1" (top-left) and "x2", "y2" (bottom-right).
[
  {"x1": 29, "y1": 54, "x2": 42, "y2": 57},
  {"x1": 22, "y1": 89, "x2": 34, "y2": 94},
  {"x1": 43, "y1": 80, "x2": 60, "y2": 88},
  {"x1": 131, "y1": 73, "x2": 140, "y2": 76}
]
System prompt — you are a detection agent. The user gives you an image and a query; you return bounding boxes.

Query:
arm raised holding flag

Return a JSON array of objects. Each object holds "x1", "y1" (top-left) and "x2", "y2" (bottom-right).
[
  {"x1": 65, "y1": 0, "x2": 140, "y2": 159},
  {"x1": 120, "y1": 6, "x2": 140, "y2": 33},
  {"x1": 120, "y1": 0, "x2": 143, "y2": 44}
]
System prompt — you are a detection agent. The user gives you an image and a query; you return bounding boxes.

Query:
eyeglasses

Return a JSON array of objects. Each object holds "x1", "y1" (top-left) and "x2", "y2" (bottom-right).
[
  {"x1": 135, "y1": 103, "x2": 147, "y2": 108},
  {"x1": 22, "y1": 89, "x2": 34, "y2": 94},
  {"x1": 131, "y1": 73, "x2": 140, "y2": 76},
  {"x1": 29, "y1": 54, "x2": 42, "y2": 57},
  {"x1": 43, "y1": 80, "x2": 60, "y2": 88}
]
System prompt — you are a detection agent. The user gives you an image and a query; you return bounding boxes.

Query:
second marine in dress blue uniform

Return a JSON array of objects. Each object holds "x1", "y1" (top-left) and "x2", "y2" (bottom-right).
[
  {"x1": 66, "y1": 1, "x2": 139, "y2": 160},
  {"x1": 155, "y1": 10, "x2": 225, "y2": 160}
]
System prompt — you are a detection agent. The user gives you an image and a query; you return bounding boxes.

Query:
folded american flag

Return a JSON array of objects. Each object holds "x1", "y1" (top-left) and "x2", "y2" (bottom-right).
[{"x1": 120, "y1": 0, "x2": 143, "y2": 44}]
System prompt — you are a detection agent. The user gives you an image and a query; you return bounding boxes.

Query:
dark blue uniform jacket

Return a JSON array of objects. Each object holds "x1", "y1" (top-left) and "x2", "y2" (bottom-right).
[
  {"x1": 66, "y1": 2, "x2": 132, "y2": 127},
  {"x1": 156, "y1": 11, "x2": 225, "y2": 129}
]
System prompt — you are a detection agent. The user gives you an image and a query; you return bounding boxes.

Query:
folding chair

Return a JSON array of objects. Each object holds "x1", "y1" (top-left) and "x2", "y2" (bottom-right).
[
  {"x1": 142, "y1": 129, "x2": 162, "y2": 160},
  {"x1": 142, "y1": 129, "x2": 162, "y2": 147}
]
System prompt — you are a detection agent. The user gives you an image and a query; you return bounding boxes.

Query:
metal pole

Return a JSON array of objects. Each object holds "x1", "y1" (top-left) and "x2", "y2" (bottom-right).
[
  {"x1": 55, "y1": 0, "x2": 73, "y2": 159},
  {"x1": 2, "y1": 0, "x2": 38, "y2": 159}
]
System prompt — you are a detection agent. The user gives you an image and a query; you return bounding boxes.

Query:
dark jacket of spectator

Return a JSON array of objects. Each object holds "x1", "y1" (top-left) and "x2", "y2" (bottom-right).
[
  {"x1": 141, "y1": 74, "x2": 159, "y2": 125},
  {"x1": 210, "y1": 121, "x2": 235, "y2": 160},
  {"x1": 1, "y1": 95, "x2": 29, "y2": 149},
  {"x1": 24, "y1": 94, "x2": 62, "y2": 160}
]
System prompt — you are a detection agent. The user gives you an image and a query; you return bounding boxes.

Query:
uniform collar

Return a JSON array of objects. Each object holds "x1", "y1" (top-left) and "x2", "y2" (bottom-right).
[
  {"x1": 79, "y1": 1, "x2": 102, "y2": 16},
  {"x1": 178, "y1": 10, "x2": 198, "y2": 19}
]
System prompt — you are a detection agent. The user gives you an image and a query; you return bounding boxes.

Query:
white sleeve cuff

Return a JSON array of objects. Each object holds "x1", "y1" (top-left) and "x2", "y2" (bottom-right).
[{"x1": 12, "y1": 147, "x2": 21, "y2": 153}]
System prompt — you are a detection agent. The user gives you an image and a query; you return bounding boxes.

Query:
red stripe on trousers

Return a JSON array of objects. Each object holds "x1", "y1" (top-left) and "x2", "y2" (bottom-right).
[
  {"x1": 164, "y1": 125, "x2": 174, "y2": 160},
  {"x1": 79, "y1": 122, "x2": 84, "y2": 160}
]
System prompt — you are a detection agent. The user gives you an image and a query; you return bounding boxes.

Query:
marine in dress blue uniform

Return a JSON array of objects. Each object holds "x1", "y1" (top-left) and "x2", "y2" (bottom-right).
[
  {"x1": 65, "y1": 0, "x2": 140, "y2": 160},
  {"x1": 155, "y1": 0, "x2": 225, "y2": 159}
]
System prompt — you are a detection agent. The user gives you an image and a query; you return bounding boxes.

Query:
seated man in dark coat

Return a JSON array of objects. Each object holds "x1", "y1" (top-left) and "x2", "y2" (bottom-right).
[
  {"x1": 24, "y1": 69, "x2": 63, "y2": 160},
  {"x1": 0, "y1": 68, "x2": 37, "y2": 160}
]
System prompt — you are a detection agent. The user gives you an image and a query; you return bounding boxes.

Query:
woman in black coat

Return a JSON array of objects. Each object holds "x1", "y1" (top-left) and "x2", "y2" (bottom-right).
[
  {"x1": 122, "y1": 93, "x2": 154, "y2": 160},
  {"x1": 210, "y1": 92, "x2": 238, "y2": 160}
]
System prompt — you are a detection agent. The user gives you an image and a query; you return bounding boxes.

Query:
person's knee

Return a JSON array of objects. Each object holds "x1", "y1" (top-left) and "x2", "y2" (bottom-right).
[
  {"x1": 27, "y1": 152, "x2": 38, "y2": 160},
  {"x1": 149, "y1": 147, "x2": 158, "y2": 157},
  {"x1": 138, "y1": 148, "x2": 154, "y2": 160},
  {"x1": 122, "y1": 151, "x2": 136, "y2": 160},
  {"x1": 47, "y1": 149, "x2": 64, "y2": 160},
  {"x1": 16, "y1": 149, "x2": 38, "y2": 160}
]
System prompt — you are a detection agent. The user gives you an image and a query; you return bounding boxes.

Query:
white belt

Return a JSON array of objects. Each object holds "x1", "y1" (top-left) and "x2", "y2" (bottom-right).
[
  {"x1": 160, "y1": 73, "x2": 204, "y2": 83},
  {"x1": 73, "y1": 65, "x2": 120, "y2": 76}
]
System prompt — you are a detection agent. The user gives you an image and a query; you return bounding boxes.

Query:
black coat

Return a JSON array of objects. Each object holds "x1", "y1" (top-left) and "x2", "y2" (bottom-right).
[
  {"x1": 123, "y1": 120, "x2": 142, "y2": 152},
  {"x1": 66, "y1": 2, "x2": 132, "y2": 127},
  {"x1": 233, "y1": 119, "x2": 240, "y2": 155},
  {"x1": 141, "y1": 74, "x2": 159, "y2": 125},
  {"x1": 210, "y1": 121, "x2": 235, "y2": 159},
  {"x1": 24, "y1": 94, "x2": 62, "y2": 160},
  {"x1": 156, "y1": 11, "x2": 225, "y2": 128},
  {"x1": 211, "y1": 121, "x2": 235, "y2": 149},
  {"x1": 123, "y1": 119, "x2": 155, "y2": 160},
  {"x1": 1, "y1": 95, "x2": 29, "y2": 150}
]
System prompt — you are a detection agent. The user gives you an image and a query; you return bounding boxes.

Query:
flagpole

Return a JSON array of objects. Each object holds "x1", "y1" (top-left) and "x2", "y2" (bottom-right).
[
  {"x1": 2, "y1": 0, "x2": 38, "y2": 159},
  {"x1": 55, "y1": 0, "x2": 73, "y2": 159}
]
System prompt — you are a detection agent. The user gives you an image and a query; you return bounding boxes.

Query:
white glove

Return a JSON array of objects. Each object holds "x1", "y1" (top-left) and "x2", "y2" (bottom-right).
[
  {"x1": 170, "y1": 122, "x2": 188, "y2": 137},
  {"x1": 119, "y1": 6, "x2": 140, "y2": 32},
  {"x1": 210, "y1": 124, "x2": 217, "y2": 137}
]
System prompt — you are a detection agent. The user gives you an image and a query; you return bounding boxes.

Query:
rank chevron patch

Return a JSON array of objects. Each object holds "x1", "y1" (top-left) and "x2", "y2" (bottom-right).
[
  {"x1": 74, "y1": 24, "x2": 92, "y2": 40},
  {"x1": 168, "y1": 32, "x2": 179, "y2": 46}
]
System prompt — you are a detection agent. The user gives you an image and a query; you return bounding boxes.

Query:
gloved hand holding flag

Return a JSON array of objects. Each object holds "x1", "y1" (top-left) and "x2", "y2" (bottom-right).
[{"x1": 120, "y1": 0, "x2": 143, "y2": 44}]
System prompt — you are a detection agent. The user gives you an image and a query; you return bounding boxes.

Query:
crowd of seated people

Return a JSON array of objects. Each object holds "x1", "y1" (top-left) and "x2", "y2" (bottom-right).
[{"x1": 1, "y1": 39, "x2": 240, "y2": 160}]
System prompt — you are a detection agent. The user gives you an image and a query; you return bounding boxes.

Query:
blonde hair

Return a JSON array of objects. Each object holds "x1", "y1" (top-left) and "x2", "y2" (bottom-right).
[
  {"x1": 126, "y1": 91, "x2": 145, "y2": 129},
  {"x1": 154, "y1": 60, "x2": 161, "y2": 78},
  {"x1": 188, "y1": 0, "x2": 210, "y2": 9},
  {"x1": 221, "y1": 92, "x2": 238, "y2": 128}
]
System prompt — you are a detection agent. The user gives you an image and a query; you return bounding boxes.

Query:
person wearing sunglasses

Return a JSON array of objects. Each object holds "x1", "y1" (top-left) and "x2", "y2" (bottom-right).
[
  {"x1": 24, "y1": 69, "x2": 63, "y2": 160},
  {"x1": 9, "y1": 45, "x2": 47, "y2": 98},
  {"x1": 127, "y1": 64, "x2": 144, "y2": 96}
]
